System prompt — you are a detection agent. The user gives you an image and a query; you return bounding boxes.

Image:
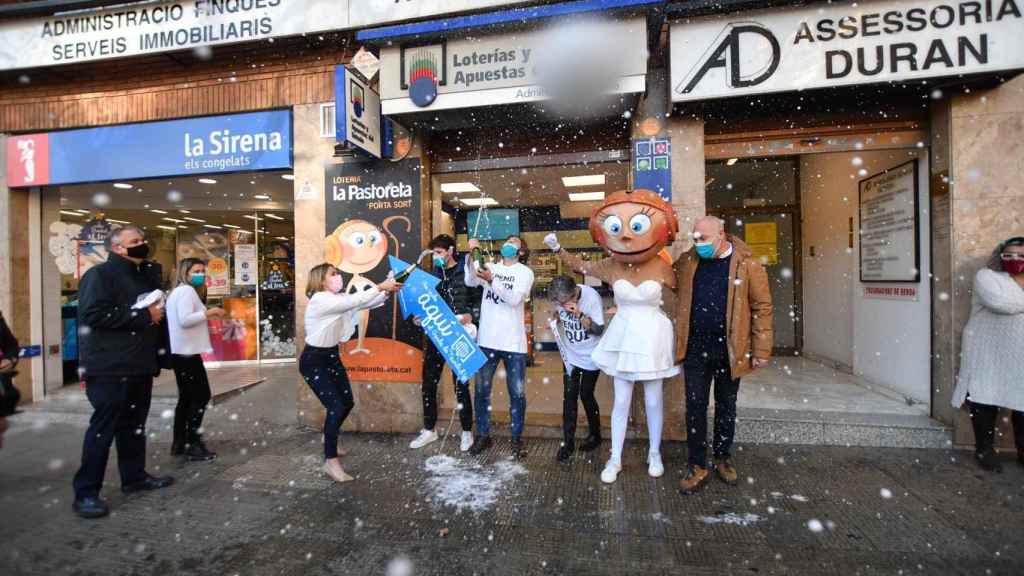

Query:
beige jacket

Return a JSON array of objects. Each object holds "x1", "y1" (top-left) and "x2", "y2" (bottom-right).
[{"x1": 673, "y1": 235, "x2": 773, "y2": 379}]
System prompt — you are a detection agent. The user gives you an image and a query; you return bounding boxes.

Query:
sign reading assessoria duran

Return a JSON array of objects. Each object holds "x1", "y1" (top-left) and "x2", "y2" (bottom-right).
[
  {"x1": 5, "y1": 110, "x2": 291, "y2": 187},
  {"x1": 670, "y1": 0, "x2": 1024, "y2": 102}
]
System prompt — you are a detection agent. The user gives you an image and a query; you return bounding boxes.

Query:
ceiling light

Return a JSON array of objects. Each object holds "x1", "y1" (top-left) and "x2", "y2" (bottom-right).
[
  {"x1": 198, "y1": 178, "x2": 218, "y2": 184},
  {"x1": 460, "y1": 197, "x2": 499, "y2": 207},
  {"x1": 242, "y1": 215, "x2": 261, "y2": 221},
  {"x1": 568, "y1": 191, "x2": 606, "y2": 202},
  {"x1": 562, "y1": 174, "x2": 605, "y2": 187},
  {"x1": 179, "y1": 209, "x2": 191, "y2": 214},
  {"x1": 441, "y1": 182, "x2": 481, "y2": 193},
  {"x1": 264, "y1": 213, "x2": 284, "y2": 221},
  {"x1": 253, "y1": 194, "x2": 271, "y2": 200},
  {"x1": 73, "y1": 209, "x2": 91, "y2": 214},
  {"x1": 60, "y1": 210, "x2": 85, "y2": 217},
  {"x1": 112, "y1": 183, "x2": 133, "y2": 189},
  {"x1": 183, "y1": 217, "x2": 207, "y2": 223},
  {"x1": 281, "y1": 174, "x2": 294, "y2": 181},
  {"x1": 156, "y1": 225, "x2": 178, "y2": 231},
  {"x1": 222, "y1": 224, "x2": 242, "y2": 229},
  {"x1": 150, "y1": 209, "x2": 168, "y2": 214},
  {"x1": 725, "y1": 158, "x2": 738, "y2": 166},
  {"x1": 177, "y1": 225, "x2": 188, "y2": 229},
  {"x1": 107, "y1": 218, "x2": 131, "y2": 225},
  {"x1": 203, "y1": 224, "x2": 223, "y2": 230},
  {"x1": 162, "y1": 217, "x2": 186, "y2": 223},
  {"x1": 275, "y1": 236, "x2": 289, "y2": 241}
]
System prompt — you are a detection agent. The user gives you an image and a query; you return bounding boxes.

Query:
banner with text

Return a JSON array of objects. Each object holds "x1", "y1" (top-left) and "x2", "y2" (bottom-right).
[
  {"x1": 324, "y1": 159, "x2": 423, "y2": 382},
  {"x1": 671, "y1": 0, "x2": 1024, "y2": 102},
  {"x1": 6, "y1": 110, "x2": 291, "y2": 187}
]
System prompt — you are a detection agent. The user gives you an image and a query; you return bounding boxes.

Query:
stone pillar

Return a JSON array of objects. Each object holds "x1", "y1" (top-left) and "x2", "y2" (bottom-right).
[{"x1": 947, "y1": 75, "x2": 1024, "y2": 448}]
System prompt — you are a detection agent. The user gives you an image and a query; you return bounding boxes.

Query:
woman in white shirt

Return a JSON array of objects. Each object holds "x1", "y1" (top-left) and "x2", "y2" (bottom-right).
[
  {"x1": 301, "y1": 263, "x2": 399, "y2": 483},
  {"x1": 166, "y1": 258, "x2": 225, "y2": 462}
]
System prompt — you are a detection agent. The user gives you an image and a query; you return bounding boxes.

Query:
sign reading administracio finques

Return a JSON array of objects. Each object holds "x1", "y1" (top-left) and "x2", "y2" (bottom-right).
[
  {"x1": 5, "y1": 110, "x2": 291, "y2": 187},
  {"x1": 670, "y1": 0, "x2": 1024, "y2": 102}
]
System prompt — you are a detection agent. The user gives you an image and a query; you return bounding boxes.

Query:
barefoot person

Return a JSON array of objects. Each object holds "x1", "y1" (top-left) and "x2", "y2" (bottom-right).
[
  {"x1": 300, "y1": 264, "x2": 400, "y2": 483},
  {"x1": 547, "y1": 275, "x2": 605, "y2": 462},
  {"x1": 545, "y1": 189, "x2": 679, "y2": 484}
]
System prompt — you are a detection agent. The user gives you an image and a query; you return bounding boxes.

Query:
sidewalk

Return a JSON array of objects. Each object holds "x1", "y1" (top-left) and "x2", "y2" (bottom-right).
[{"x1": 2, "y1": 377, "x2": 1022, "y2": 575}]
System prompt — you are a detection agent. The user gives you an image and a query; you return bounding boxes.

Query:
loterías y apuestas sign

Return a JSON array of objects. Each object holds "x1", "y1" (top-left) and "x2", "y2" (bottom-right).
[{"x1": 670, "y1": 0, "x2": 1024, "y2": 102}]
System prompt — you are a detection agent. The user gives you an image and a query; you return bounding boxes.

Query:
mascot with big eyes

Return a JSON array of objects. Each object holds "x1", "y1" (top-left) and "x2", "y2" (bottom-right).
[{"x1": 544, "y1": 189, "x2": 679, "y2": 484}]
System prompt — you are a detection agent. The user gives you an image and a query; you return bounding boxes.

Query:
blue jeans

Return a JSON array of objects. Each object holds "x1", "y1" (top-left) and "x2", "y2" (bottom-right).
[{"x1": 474, "y1": 347, "x2": 527, "y2": 438}]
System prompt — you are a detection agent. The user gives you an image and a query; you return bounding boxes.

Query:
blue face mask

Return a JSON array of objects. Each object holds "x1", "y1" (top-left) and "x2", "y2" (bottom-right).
[
  {"x1": 189, "y1": 273, "x2": 206, "y2": 287},
  {"x1": 695, "y1": 241, "x2": 716, "y2": 259},
  {"x1": 501, "y1": 243, "x2": 519, "y2": 260},
  {"x1": 432, "y1": 256, "x2": 447, "y2": 269}
]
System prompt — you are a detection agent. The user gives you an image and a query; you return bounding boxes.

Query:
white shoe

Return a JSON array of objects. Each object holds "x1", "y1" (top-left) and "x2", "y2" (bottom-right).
[
  {"x1": 600, "y1": 460, "x2": 622, "y2": 484},
  {"x1": 460, "y1": 431, "x2": 474, "y2": 453},
  {"x1": 648, "y1": 453, "x2": 664, "y2": 478},
  {"x1": 409, "y1": 429, "x2": 438, "y2": 449}
]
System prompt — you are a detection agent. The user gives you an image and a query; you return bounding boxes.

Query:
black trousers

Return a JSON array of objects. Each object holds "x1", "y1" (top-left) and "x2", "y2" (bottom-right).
[
  {"x1": 421, "y1": 338, "x2": 473, "y2": 432},
  {"x1": 171, "y1": 354, "x2": 212, "y2": 447},
  {"x1": 299, "y1": 345, "x2": 354, "y2": 459},
  {"x1": 72, "y1": 375, "x2": 153, "y2": 499},
  {"x1": 968, "y1": 400, "x2": 1024, "y2": 454},
  {"x1": 563, "y1": 366, "x2": 601, "y2": 444},
  {"x1": 684, "y1": 355, "x2": 741, "y2": 467}
]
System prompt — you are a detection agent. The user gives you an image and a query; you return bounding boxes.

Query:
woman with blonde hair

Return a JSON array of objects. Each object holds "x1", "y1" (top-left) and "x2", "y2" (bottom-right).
[
  {"x1": 166, "y1": 257, "x2": 225, "y2": 461},
  {"x1": 301, "y1": 263, "x2": 400, "y2": 483}
]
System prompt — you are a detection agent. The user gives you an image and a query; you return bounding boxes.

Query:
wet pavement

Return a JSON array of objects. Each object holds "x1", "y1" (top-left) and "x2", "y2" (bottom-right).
[{"x1": 2, "y1": 379, "x2": 1023, "y2": 576}]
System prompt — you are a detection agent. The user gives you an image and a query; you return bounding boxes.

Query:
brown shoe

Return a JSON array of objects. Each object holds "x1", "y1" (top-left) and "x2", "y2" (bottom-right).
[
  {"x1": 679, "y1": 465, "x2": 710, "y2": 495},
  {"x1": 715, "y1": 458, "x2": 738, "y2": 486}
]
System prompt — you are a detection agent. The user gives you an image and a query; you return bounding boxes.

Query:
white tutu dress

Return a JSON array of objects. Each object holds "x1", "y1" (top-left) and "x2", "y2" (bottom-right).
[{"x1": 590, "y1": 279, "x2": 679, "y2": 381}]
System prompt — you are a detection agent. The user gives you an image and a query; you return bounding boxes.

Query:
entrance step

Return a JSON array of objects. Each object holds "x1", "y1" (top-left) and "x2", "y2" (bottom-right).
[{"x1": 735, "y1": 408, "x2": 952, "y2": 449}]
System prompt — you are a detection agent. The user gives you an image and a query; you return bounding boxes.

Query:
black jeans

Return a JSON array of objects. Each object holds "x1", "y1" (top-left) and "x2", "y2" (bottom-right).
[
  {"x1": 684, "y1": 355, "x2": 740, "y2": 467},
  {"x1": 299, "y1": 345, "x2": 354, "y2": 459},
  {"x1": 421, "y1": 338, "x2": 473, "y2": 432},
  {"x1": 171, "y1": 354, "x2": 212, "y2": 447},
  {"x1": 968, "y1": 400, "x2": 1024, "y2": 455},
  {"x1": 563, "y1": 366, "x2": 601, "y2": 444},
  {"x1": 72, "y1": 376, "x2": 153, "y2": 499}
]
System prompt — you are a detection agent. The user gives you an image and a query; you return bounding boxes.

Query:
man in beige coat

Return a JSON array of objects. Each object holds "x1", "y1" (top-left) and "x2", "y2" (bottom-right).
[{"x1": 674, "y1": 216, "x2": 773, "y2": 494}]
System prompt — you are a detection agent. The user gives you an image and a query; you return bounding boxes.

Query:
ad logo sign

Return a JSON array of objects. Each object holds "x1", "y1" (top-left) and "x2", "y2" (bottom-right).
[
  {"x1": 6, "y1": 134, "x2": 50, "y2": 186},
  {"x1": 676, "y1": 22, "x2": 780, "y2": 96},
  {"x1": 401, "y1": 43, "x2": 446, "y2": 108}
]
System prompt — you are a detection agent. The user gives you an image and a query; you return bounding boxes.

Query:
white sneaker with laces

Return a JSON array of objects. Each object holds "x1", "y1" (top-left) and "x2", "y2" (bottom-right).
[
  {"x1": 648, "y1": 453, "x2": 664, "y2": 478},
  {"x1": 409, "y1": 429, "x2": 438, "y2": 449},
  {"x1": 600, "y1": 460, "x2": 622, "y2": 484},
  {"x1": 460, "y1": 431, "x2": 473, "y2": 452}
]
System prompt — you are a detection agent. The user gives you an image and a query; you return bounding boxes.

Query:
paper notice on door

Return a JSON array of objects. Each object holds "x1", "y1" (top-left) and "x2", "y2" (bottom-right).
[{"x1": 744, "y1": 222, "x2": 778, "y2": 266}]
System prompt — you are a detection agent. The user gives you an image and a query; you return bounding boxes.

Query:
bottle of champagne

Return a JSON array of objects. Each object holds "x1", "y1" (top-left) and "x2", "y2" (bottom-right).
[
  {"x1": 471, "y1": 245, "x2": 486, "y2": 271},
  {"x1": 393, "y1": 262, "x2": 418, "y2": 282}
]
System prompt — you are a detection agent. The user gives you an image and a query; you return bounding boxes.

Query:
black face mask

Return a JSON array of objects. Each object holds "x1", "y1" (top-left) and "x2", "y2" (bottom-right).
[{"x1": 124, "y1": 242, "x2": 150, "y2": 259}]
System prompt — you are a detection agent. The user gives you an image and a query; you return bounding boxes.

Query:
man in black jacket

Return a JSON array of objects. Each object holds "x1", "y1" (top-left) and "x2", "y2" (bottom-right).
[
  {"x1": 408, "y1": 234, "x2": 482, "y2": 452},
  {"x1": 72, "y1": 225, "x2": 173, "y2": 519}
]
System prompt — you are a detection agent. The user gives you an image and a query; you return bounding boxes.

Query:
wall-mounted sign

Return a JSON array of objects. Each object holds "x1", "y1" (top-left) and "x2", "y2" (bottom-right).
[
  {"x1": 6, "y1": 110, "x2": 291, "y2": 187},
  {"x1": 234, "y1": 244, "x2": 257, "y2": 286},
  {"x1": 0, "y1": 0, "x2": 352, "y2": 72},
  {"x1": 670, "y1": 0, "x2": 1024, "y2": 102},
  {"x1": 351, "y1": 47, "x2": 381, "y2": 81},
  {"x1": 633, "y1": 138, "x2": 672, "y2": 201},
  {"x1": 859, "y1": 160, "x2": 920, "y2": 283},
  {"x1": 336, "y1": 66, "x2": 382, "y2": 158},
  {"x1": 863, "y1": 285, "x2": 919, "y2": 301},
  {"x1": 380, "y1": 17, "x2": 647, "y2": 114},
  {"x1": 324, "y1": 158, "x2": 423, "y2": 382},
  {"x1": 744, "y1": 221, "x2": 779, "y2": 266}
]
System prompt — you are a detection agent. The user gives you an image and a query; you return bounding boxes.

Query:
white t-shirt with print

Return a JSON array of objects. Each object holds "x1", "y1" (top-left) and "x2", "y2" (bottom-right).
[
  {"x1": 465, "y1": 258, "x2": 535, "y2": 354},
  {"x1": 555, "y1": 284, "x2": 605, "y2": 371}
]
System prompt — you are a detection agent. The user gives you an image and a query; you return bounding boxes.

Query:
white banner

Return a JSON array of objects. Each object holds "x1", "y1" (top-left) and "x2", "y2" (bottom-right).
[
  {"x1": 379, "y1": 17, "x2": 648, "y2": 114},
  {"x1": 859, "y1": 161, "x2": 920, "y2": 283},
  {"x1": 670, "y1": 0, "x2": 1024, "y2": 102},
  {"x1": 0, "y1": 0, "x2": 351, "y2": 71},
  {"x1": 349, "y1": 0, "x2": 532, "y2": 27}
]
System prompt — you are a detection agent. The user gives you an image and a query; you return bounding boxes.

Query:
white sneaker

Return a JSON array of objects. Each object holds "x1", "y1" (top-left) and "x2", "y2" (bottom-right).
[
  {"x1": 409, "y1": 429, "x2": 438, "y2": 449},
  {"x1": 648, "y1": 453, "x2": 664, "y2": 478},
  {"x1": 460, "y1": 431, "x2": 474, "y2": 453},
  {"x1": 600, "y1": 460, "x2": 622, "y2": 484}
]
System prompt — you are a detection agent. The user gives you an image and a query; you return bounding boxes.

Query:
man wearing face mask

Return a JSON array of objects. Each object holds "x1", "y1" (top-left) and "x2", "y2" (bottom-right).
[
  {"x1": 409, "y1": 234, "x2": 482, "y2": 453},
  {"x1": 674, "y1": 216, "x2": 773, "y2": 494},
  {"x1": 72, "y1": 225, "x2": 173, "y2": 519}
]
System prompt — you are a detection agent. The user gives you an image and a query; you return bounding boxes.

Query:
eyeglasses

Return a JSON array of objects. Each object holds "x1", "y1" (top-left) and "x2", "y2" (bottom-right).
[{"x1": 1001, "y1": 253, "x2": 1024, "y2": 261}]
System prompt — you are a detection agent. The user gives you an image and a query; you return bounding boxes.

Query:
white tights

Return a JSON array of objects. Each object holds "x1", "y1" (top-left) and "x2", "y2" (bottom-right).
[{"x1": 609, "y1": 378, "x2": 664, "y2": 465}]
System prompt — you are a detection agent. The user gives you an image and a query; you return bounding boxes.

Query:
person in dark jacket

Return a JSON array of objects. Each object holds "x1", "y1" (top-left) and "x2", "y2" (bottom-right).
[
  {"x1": 408, "y1": 234, "x2": 482, "y2": 452},
  {"x1": 71, "y1": 225, "x2": 174, "y2": 519}
]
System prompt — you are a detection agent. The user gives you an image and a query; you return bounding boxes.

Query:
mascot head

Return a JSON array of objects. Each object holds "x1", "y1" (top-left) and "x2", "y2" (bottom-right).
[{"x1": 588, "y1": 189, "x2": 678, "y2": 264}]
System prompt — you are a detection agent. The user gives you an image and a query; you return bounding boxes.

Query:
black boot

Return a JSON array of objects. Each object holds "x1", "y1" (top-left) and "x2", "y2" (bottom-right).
[
  {"x1": 170, "y1": 442, "x2": 185, "y2": 457},
  {"x1": 511, "y1": 437, "x2": 527, "y2": 460},
  {"x1": 556, "y1": 442, "x2": 574, "y2": 463},
  {"x1": 185, "y1": 438, "x2": 217, "y2": 462},
  {"x1": 976, "y1": 449, "x2": 1003, "y2": 473},
  {"x1": 579, "y1": 434, "x2": 602, "y2": 452},
  {"x1": 468, "y1": 435, "x2": 492, "y2": 456}
]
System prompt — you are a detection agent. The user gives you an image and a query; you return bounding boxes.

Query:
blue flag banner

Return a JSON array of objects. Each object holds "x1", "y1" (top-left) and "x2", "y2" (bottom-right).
[{"x1": 389, "y1": 256, "x2": 487, "y2": 383}]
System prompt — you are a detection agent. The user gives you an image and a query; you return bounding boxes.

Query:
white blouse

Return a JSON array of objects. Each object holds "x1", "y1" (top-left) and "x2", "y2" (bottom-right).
[{"x1": 304, "y1": 288, "x2": 388, "y2": 348}]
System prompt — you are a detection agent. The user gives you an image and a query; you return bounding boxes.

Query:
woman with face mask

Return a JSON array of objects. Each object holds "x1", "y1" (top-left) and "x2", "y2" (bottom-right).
[
  {"x1": 952, "y1": 236, "x2": 1024, "y2": 472},
  {"x1": 301, "y1": 263, "x2": 400, "y2": 483},
  {"x1": 166, "y1": 258, "x2": 226, "y2": 462}
]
